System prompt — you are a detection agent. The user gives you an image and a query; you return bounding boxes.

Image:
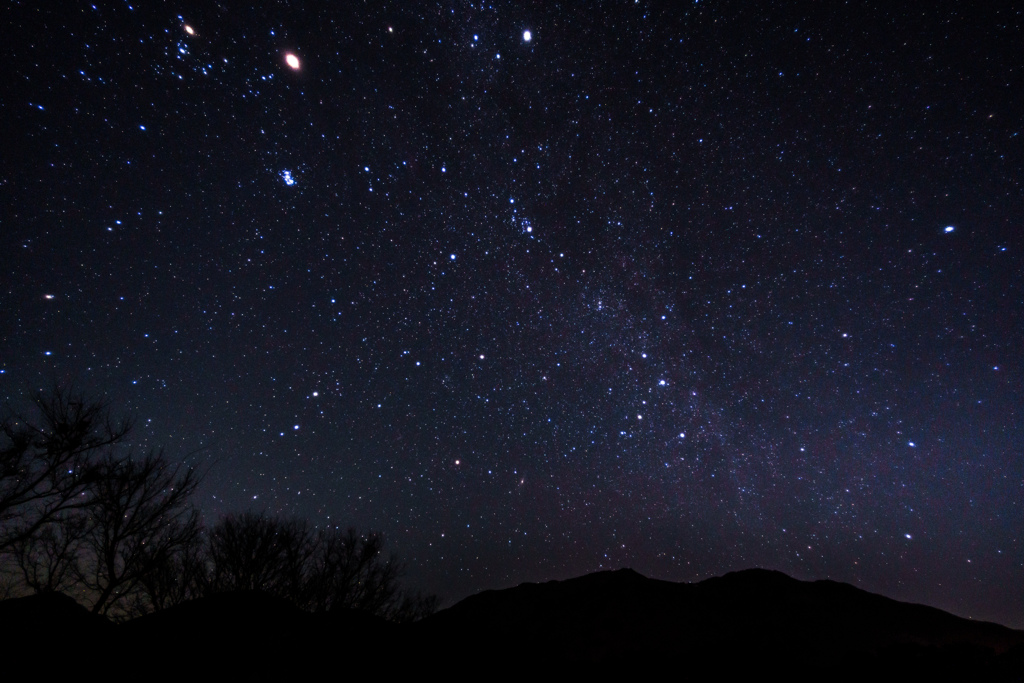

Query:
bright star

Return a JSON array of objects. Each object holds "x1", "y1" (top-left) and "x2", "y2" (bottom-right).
[
  {"x1": 523, "y1": 30, "x2": 532, "y2": 42},
  {"x1": 944, "y1": 226, "x2": 955, "y2": 233}
]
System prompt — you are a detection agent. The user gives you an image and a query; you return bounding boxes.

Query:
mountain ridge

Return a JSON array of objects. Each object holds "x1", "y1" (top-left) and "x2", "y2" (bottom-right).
[{"x1": 414, "y1": 566, "x2": 1023, "y2": 672}]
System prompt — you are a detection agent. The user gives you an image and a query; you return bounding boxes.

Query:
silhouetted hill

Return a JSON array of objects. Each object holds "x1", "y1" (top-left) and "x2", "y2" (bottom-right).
[
  {"x1": 415, "y1": 568, "x2": 1024, "y2": 674},
  {"x1": 0, "y1": 591, "x2": 112, "y2": 635},
  {"x1": 120, "y1": 591, "x2": 396, "y2": 675},
  {"x1": 0, "y1": 592, "x2": 113, "y2": 666}
]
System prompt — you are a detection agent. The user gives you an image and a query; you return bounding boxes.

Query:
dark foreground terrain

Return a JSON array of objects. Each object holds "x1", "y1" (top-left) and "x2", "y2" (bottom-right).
[{"x1": 3, "y1": 569, "x2": 1022, "y2": 677}]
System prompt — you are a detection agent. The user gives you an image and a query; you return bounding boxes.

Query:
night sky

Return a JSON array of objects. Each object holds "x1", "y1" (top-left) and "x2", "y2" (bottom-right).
[{"x1": 2, "y1": 1, "x2": 1022, "y2": 627}]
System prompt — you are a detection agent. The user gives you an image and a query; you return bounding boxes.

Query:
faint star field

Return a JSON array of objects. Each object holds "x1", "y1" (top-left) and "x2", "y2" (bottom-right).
[{"x1": 0, "y1": 0, "x2": 1021, "y2": 628}]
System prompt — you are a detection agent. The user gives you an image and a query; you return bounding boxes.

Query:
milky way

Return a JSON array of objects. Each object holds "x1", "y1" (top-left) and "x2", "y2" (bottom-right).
[{"x1": 1, "y1": 1, "x2": 1021, "y2": 626}]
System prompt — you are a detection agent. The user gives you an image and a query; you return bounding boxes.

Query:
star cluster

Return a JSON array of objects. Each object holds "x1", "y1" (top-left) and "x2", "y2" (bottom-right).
[{"x1": 1, "y1": 1, "x2": 1021, "y2": 626}]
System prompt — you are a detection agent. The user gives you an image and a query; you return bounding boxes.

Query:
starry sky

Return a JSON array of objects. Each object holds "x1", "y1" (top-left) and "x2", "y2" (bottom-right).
[{"x1": 2, "y1": 1, "x2": 1022, "y2": 627}]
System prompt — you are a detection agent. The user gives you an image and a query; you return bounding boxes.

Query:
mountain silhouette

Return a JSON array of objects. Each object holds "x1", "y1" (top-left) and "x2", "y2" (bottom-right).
[{"x1": 413, "y1": 568, "x2": 1024, "y2": 674}]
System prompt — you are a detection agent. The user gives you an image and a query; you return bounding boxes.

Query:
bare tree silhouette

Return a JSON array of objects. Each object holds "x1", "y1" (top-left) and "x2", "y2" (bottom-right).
[
  {"x1": 0, "y1": 387, "x2": 130, "y2": 553},
  {"x1": 306, "y1": 528, "x2": 402, "y2": 615},
  {"x1": 134, "y1": 526, "x2": 207, "y2": 613},
  {"x1": 206, "y1": 513, "x2": 437, "y2": 621},
  {"x1": 207, "y1": 512, "x2": 314, "y2": 599},
  {"x1": 77, "y1": 452, "x2": 200, "y2": 616},
  {"x1": 308, "y1": 527, "x2": 438, "y2": 621},
  {"x1": 12, "y1": 512, "x2": 85, "y2": 594}
]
